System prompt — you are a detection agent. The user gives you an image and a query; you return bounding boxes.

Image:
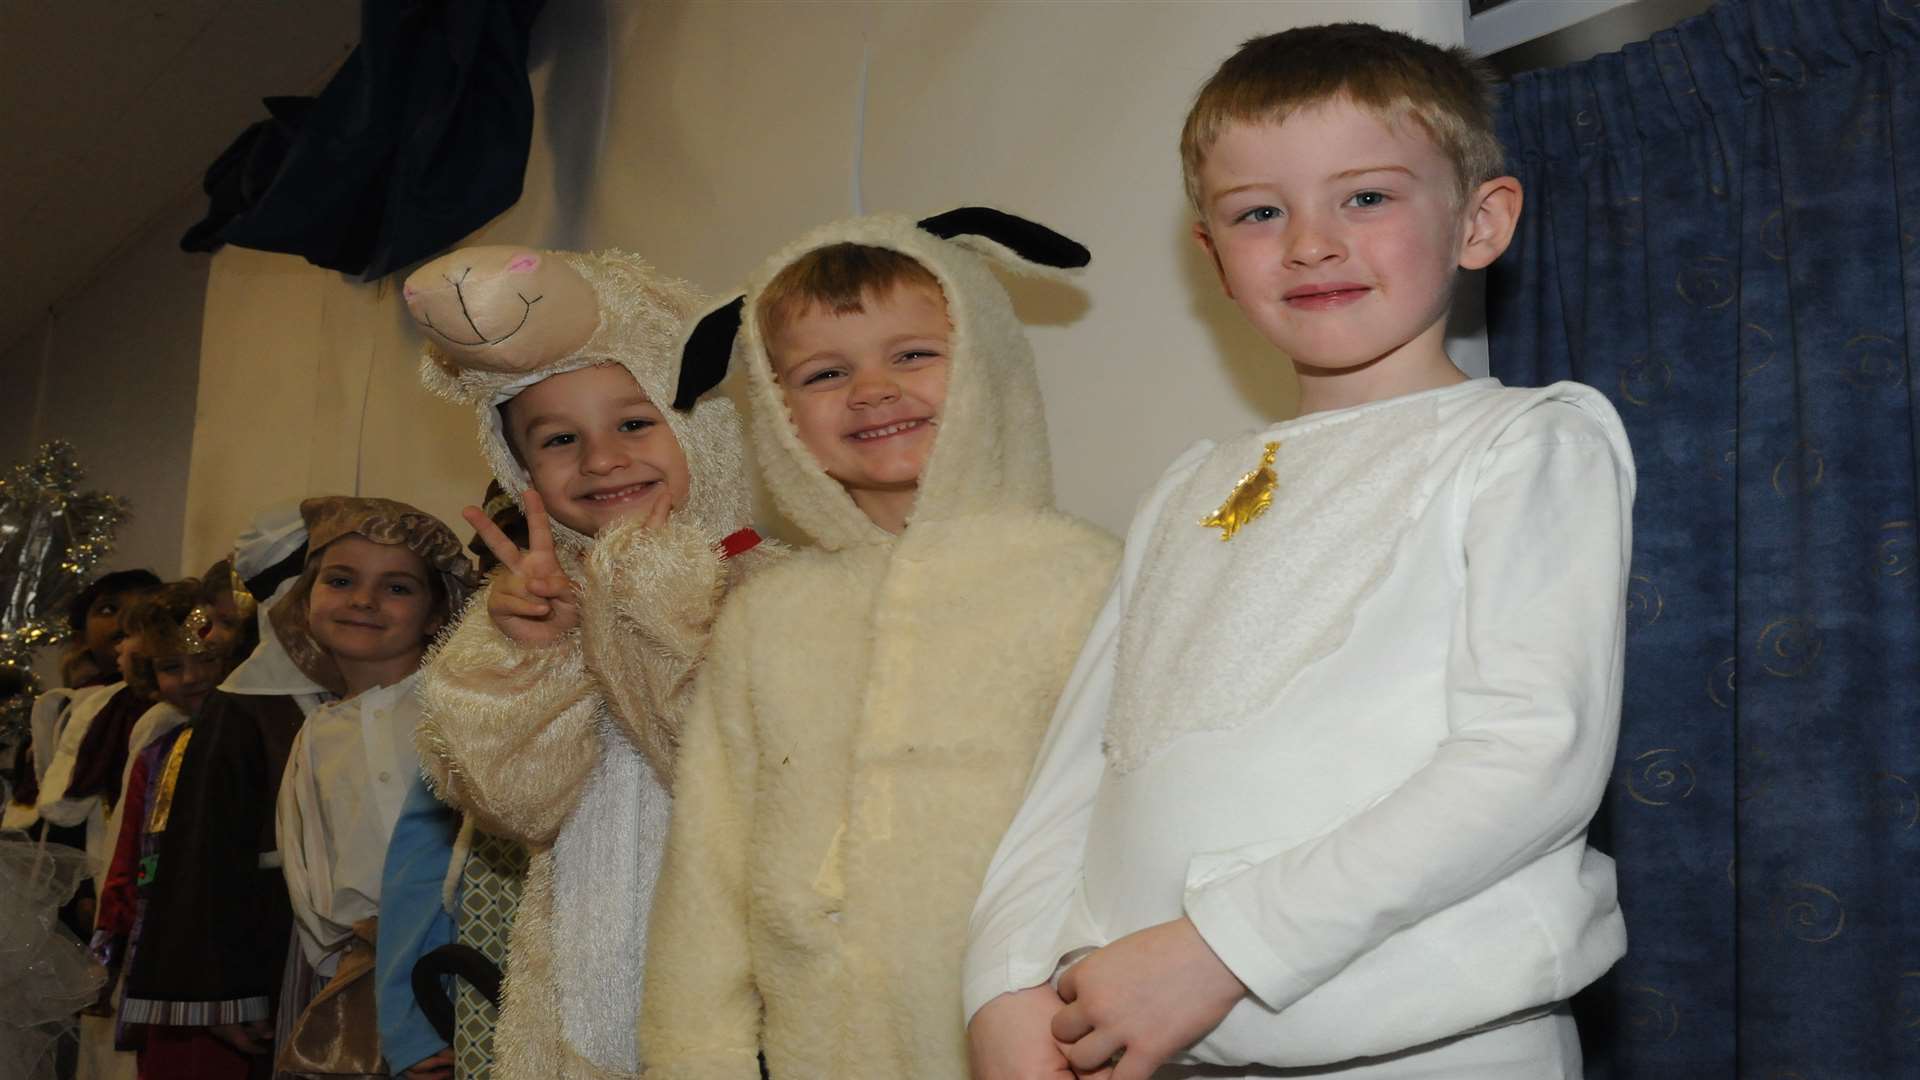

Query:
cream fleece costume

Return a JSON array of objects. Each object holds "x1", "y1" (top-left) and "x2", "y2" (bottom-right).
[
  {"x1": 407, "y1": 246, "x2": 773, "y2": 1080},
  {"x1": 640, "y1": 209, "x2": 1119, "y2": 1080},
  {"x1": 967, "y1": 379, "x2": 1634, "y2": 1076}
]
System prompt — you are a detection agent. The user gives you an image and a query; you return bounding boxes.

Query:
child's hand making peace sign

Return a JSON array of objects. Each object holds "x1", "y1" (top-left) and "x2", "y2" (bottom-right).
[{"x1": 462, "y1": 490, "x2": 585, "y2": 647}]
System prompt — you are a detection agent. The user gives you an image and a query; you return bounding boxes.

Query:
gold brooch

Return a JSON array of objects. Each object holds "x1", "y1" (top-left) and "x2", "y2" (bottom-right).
[{"x1": 1201, "y1": 441, "x2": 1280, "y2": 542}]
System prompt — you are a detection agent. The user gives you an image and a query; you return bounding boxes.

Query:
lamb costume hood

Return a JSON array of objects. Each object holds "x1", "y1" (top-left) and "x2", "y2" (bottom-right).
[
  {"x1": 640, "y1": 210, "x2": 1119, "y2": 1079},
  {"x1": 407, "y1": 246, "x2": 773, "y2": 1080}
]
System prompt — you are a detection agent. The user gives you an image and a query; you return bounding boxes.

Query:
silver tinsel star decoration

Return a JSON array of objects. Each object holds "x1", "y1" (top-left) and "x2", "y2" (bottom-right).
[{"x1": 0, "y1": 441, "x2": 130, "y2": 745}]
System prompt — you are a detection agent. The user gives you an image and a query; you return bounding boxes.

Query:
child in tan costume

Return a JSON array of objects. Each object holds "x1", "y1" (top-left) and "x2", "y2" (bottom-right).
[
  {"x1": 405, "y1": 246, "x2": 774, "y2": 1080},
  {"x1": 640, "y1": 209, "x2": 1119, "y2": 1079}
]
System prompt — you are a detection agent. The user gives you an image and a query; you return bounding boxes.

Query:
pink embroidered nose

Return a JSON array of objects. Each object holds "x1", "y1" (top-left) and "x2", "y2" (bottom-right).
[{"x1": 507, "y1": 253, "x2": 540, "y2": 273}]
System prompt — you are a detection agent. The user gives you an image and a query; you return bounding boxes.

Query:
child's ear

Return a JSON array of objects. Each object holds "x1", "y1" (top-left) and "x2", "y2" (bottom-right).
[
  {"x1": 1458, "y1": 177, "x2": 1523, "y2": 271},
  {"x1": 1191, "y1": 222, "x2": 1235, "y2": 300}
]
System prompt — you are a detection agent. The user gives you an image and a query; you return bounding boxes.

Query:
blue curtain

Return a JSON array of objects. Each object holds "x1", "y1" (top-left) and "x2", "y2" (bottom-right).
[{"x1": 1487, "y1": 0, "x2": 1919, "y2": 1075}]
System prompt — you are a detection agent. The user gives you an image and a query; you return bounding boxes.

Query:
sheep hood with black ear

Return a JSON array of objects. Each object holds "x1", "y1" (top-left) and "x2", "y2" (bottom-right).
[
  {"x1": 645, "y1": 210, "x2": 1113, "y2": 1079},
  {"x1": 677, "y1": 209, "x2": 1088, "y2": 551},
  {"x1": 407, "y1": 248, "x2": 777, "y2": 1080},
  {"x1": 405, "y1": 246, "x2": 752, "y2": 551}
]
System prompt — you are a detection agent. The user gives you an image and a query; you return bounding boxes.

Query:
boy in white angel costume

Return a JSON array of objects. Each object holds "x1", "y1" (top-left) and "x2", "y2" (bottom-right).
[
  {"x1": 407, "y1": 246, "x2": 773, "y2": 1080},
  {"x1": 966, "y1": 25, "x2": 1634, "y2": 1080}
]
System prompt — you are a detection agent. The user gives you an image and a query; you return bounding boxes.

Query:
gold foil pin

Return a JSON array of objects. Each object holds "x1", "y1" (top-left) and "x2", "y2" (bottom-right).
[{"x1": 1201, "y1": 441, "x2": 1280, "y2": 541}]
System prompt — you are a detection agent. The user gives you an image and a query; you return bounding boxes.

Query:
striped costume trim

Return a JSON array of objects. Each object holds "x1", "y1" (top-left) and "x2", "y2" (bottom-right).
[{"x1": 117, "y1": 994, "x2": 269, "y2": 1026}]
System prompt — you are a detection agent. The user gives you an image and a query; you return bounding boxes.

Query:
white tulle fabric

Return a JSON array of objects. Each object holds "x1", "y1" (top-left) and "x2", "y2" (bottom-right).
[{"x1": 0, "y1": 839, "x2": 105, "y2": 1080}]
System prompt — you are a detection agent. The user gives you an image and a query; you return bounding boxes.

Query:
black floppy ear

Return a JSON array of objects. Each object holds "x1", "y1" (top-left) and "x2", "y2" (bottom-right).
[
  {"x1": 916, "y1": 207, "x2": 1090, "y2": 270},
  {"x1": 674, "y1": 296, "x2": 745, "y2": 410}
]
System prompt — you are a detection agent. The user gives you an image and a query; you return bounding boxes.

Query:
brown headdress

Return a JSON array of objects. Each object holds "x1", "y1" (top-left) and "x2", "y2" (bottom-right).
[{"x1": 267, "y1": 497, "x2": 479, "y2": 696}]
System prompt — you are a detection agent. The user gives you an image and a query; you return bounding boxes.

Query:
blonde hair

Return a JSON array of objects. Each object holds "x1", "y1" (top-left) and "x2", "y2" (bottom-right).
[
  {"x1": 756, "y1": 243, "x2": 942, "y2": 344},
  {"x1": 1180, "y1": 23, "x2": 1504, "y2": 212}
]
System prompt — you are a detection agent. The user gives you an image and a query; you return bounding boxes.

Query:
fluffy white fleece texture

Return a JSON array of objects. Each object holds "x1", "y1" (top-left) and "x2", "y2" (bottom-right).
[
  {"x1": 414, "y1": 247, "x2": 775, "y2": 1080},
  {"x1": 639, "y1": 212, "x2": 1119, "y2": 1080}
]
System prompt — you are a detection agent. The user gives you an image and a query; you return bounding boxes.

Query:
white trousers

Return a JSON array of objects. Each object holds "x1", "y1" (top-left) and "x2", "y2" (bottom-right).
[{"x1": 1155, "y1": 1006, "x2": 1581, "y2": 1080}]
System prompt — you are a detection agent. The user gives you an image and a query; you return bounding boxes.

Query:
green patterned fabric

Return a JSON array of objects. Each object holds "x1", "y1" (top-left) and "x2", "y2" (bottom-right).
[{"x1": 455, "y1": 829, "x2": 528, "y2": 1079}]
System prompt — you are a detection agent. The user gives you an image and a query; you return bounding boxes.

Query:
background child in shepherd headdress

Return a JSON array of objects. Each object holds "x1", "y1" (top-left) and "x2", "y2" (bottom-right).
[
  {"x1": 272, "y1": 497, "x2": 478, "y2": 1075},
  {"x1": 115, "y1": 500, "x2": 425, "y2": 1069}
]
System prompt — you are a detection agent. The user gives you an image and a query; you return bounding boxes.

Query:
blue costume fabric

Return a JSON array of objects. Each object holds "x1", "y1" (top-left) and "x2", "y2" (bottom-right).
[
  {"x1": 1488, "y1": 0, "x2": 1920, "y2": 1074},
  {"x1": 377, "y1": 773, "x2": 459, "y2": 1073}
]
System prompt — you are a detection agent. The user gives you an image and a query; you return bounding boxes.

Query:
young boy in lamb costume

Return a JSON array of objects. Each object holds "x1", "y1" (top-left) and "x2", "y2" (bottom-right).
[
  {"x1": 405, "y1": 246, "x2": 775, "y2": 1080},
  {"x1": 639, "y1": 209, "x2": 1118, "y2": 1079}
]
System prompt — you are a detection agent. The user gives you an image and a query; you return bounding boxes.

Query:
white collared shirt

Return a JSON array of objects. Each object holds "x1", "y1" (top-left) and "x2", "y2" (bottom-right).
[{"x1": 277, "y1": 673, "x2": 423, "y2": 974}]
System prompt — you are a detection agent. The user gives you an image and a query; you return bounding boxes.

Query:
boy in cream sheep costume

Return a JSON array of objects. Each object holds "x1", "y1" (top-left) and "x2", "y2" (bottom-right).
[
  {"x1": 639, "y1": 209, "x2": 1118, "y2": 1079},
  {"x1": 405, "y1": 246, "x2": 774, "y2": 1080}
]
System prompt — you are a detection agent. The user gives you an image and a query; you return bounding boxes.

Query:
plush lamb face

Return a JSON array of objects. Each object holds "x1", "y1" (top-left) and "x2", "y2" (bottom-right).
[
  {"x1": 404, "y1": 245, "x2": 751, "y2": 551},
  {"x1": 404, "y1": 246, "x2": 602, "y2": 377}
]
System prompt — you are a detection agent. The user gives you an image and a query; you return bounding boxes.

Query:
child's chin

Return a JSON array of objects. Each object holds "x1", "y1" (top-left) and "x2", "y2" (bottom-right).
[
  {"x1": 574, "y1": 496, "x2": 667, "y2": 533},
  {"x1": 549, "y1": 504, "x2": 612, "y2": 535}
]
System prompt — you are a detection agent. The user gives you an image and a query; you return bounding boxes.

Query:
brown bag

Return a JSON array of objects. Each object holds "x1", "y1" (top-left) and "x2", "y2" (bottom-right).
[{"x1": 276, "y1": 917, "x2": 387, "y2": 1079}]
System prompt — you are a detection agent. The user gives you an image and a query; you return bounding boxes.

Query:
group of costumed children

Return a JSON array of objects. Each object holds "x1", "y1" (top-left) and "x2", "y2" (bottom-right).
[{"x1": 8, "y1": 24, "x2": 1636, "y2": 1080}]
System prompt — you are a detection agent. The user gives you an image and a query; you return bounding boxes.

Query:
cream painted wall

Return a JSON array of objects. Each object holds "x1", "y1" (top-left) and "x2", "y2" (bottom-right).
[
  {"x1": 183, "y1": 0, "x2": 1473, "y2": 566},
  {"x1": 1, "y1": 189, "x2": 209, "y2": 579}
]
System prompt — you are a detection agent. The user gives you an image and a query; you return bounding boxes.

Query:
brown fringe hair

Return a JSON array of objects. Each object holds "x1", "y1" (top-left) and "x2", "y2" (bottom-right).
[
  {"x1": 755, "y1": 243, "x2": 942, "y2": 345},
  {"x1": 1180, "y1": 23, "x2": 1505, "y2": 212},
  {"x1": 121, "y1": 580, "x2": 208, "y2": 700}
]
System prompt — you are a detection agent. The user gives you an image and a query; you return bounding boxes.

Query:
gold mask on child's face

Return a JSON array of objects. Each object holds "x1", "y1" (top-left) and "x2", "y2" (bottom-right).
[{"x1": 177, "y1": 606, "x2": 223, "y2": 657}]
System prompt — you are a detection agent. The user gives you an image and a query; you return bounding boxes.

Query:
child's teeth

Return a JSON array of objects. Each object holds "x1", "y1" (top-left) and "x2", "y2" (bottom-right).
[{"x1": 858, "y1": 421, "x2": 918, "y2": 440}]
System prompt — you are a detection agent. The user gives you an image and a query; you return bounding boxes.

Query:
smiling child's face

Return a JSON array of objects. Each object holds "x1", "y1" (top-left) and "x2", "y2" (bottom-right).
[
  {"x1": 304, "y1": 536, "x2": 441, "y2": 668},
  {"x1": 1193, "y1": 98, "x2": 1473, "y2": 378},
  {"x1": 766, "y1": 283, "x2": 951, "y2": 530},
  {"x1": 152, "y1": 651, "x2": 223, "y2": 714},
  {"x1": 504, "y1": 362, "x2": 691, "y2": 537}
]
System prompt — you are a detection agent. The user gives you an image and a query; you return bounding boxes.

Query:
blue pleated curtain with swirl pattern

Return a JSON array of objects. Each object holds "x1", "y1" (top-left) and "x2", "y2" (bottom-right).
[{"x1": 1486, "y1": 0, "x2": 1919, "y2": 1075}]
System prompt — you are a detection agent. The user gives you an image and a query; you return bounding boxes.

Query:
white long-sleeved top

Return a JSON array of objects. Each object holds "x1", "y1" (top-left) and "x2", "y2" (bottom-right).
[
  {"x1": 28, "y1": 682, "x2": 126, "y2": 878},
  {"x1": 965, "y1": 379, "x2": 1633, "y2": 1071},
  {"x1": 278, "y1": 672, "x2": 422, "y2": 976}
]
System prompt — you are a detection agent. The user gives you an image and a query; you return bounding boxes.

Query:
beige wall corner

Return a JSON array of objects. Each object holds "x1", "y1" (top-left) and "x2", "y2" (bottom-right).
[
  {"x1": 0, "y1": 190, "x2": 208, "y2": 581},
  {"x1": 181, "y1": 247, "x2": 489, "y2": 571}
]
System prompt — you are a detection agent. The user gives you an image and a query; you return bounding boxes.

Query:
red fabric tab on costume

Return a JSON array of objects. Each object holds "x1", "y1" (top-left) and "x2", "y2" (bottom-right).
[{"x1": 719, "y1": 528, "x2": 763, "y2": 559}]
